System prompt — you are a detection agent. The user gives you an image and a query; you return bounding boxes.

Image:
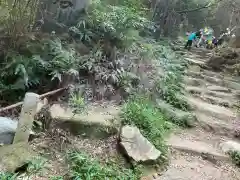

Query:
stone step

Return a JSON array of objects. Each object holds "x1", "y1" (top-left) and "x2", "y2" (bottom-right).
[
  {"x1": 206, "y1": 85, "x2": 231, "y2": 93},
  {"x1": 156, "y1": 100, "x2": 196, "y2": 127},
  {"x1": 184, "y1": 57, "x2": 205, "y2": 66},
  {"x1": 185, "y1": 71, "x2": 204, "y2": 79},
  {"x1": 50, "y1": 104, "x2": 121, "y2": 139},
  {"x1": 186, "y1": 86, "x2": 205, "y2": 95},
  {"x1": 202, "y1": 75, "x2": 224, "y2": 86},
  {"x1": 196, "y1": 94, "x2": 234, "y2": 108},
  {"x1": 185, "y1": 86, "x2": 235, "y2": 102},
  {"x1": 205, "y1": 90, "x2": 233, "y2": 99},
  {"x1": 186, "y1": 71, "x2": 224, "y2": 86},
  {"x1": 196, "y1": 112, "x2": 238, "y2": 137},
  {"x1": 186, "y1": 70, "x2": 226, "y2": 86},
  {"x1": 166, "y1": 134, "x2": 228, "y2": 162},
  {"x1": 224, "y1": 79, "x2": 240, "y2": 91},
  {"x1": 202, "y1": 70, "x2": 224, "y2": 79},
  {"x1": 184, "y1": 77, "x2": 205, "y2": 86},
  {"x1": 186, "y1": 96, "x2": 236, "y2": 120}
]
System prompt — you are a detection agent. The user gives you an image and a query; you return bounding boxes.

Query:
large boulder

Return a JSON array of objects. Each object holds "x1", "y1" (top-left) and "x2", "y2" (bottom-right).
[
  {"x1": 120, "y1": 125, "x2": 161, "y2": 162},
  {"x1": 0, "y1": 117, "x2": 18, "y2": 144},
  {"x1": 0, "y1": 117, "x2": 36, "y2": 145},
  {"x1": 206, "y1": 48, "x2": 240, "y2": 71},
  {"x1": 229, "y1": 36, "x2": 240, "y2": 48},
  {"x1": 207, "y1": 56, "x2": 226, "y2": 71}
]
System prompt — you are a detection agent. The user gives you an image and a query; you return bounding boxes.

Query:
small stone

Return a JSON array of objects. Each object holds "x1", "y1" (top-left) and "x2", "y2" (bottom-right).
[
  {"x1": 120, "y1": 125, "x2": 161, "y2": 162},
  {"x1": 153, "y1": 173, "x2": 158, "y2": 179}
]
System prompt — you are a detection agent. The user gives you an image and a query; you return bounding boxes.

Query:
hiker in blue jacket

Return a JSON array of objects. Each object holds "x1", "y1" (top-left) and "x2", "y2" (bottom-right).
[{"x1": 184, "y1": 32, "x2": 197, "y2": 50}]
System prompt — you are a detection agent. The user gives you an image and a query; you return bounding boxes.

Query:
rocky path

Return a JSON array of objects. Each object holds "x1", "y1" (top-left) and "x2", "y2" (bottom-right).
[{"x1": 158, "y1": 47, "x2": 240, "y2": 180}]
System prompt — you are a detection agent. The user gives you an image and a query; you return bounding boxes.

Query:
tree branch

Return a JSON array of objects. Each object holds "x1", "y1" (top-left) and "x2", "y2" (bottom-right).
[{"x1": 176, "y1": 0, "x2": 222, "y2": 14}]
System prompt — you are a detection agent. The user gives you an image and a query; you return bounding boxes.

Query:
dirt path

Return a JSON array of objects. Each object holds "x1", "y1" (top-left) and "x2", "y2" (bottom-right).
[{"x1": 157, "y1": 47, "x2": 240, "y2": 180}]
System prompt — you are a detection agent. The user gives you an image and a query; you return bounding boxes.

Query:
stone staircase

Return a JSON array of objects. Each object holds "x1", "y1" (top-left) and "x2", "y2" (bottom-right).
[{"x1": 153, "y1": 47, "x2": 240, "y2": 180}]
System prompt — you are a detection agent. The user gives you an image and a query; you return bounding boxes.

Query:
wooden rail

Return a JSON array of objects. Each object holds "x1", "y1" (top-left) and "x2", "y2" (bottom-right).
[{"x1": 0, "y1": 87, "x2": 67, "y2": 113}]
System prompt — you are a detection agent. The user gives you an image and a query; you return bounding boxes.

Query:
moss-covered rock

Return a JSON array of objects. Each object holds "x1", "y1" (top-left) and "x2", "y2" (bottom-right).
[{"x1": 0, "y1": 142, "x2": 36, "y2": 172}]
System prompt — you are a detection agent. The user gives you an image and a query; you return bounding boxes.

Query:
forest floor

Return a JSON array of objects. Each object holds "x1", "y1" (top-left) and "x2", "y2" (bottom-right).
[{"x1": 155, "y1": 47, "x2": 240, "y2": 180}]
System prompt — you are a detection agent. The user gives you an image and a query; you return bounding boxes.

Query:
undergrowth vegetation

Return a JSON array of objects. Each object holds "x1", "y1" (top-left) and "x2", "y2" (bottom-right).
[
  {"x1": 121, "y1": 96, "x2": 172, "y2": 159},
  {"x1": 155, "y1": 47, "x2": 190, "y2": 111},
  {"x1": 229, "y1": 151, "x2": 240, "y2": 167},
  {"x1": 67, "y1": 151, "x2": 139, "y2": 179},
  {"x1": 0, "y1": 172, "x2": 17, "y2": 180}
]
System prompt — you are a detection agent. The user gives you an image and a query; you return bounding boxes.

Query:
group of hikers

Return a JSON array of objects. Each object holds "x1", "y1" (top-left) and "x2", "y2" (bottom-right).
[{"x1": 184, "y1": 27, "x2": 234, "y2": 50}]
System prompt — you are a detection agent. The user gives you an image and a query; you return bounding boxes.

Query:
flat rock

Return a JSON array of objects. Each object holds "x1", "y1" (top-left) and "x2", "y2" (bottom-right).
[
  {"x1": 50, "y1": 104, "x2": 120, "y2": 138},
  {"x1": 220, "y1": 141, "x2": 240, "y2": 154},
  {"x1": 120, "y1": 125, "x2": 161, "y2": 162},
  {"x1": 50, "y1": 104, "x2": 119, "y2": 127},
  {"x1": 0, "y1": 142, "x2": 36, "y2": 172}
]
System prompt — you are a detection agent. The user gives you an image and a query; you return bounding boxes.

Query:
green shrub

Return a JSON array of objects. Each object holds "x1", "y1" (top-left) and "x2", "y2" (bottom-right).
[
  {"x1": 152, "y1": 45, "x2": 191, "y2": 111},
  {"x1": 229, "y1": 151, "x2": 240, "y2": 167},
  {"x1": 70, "y1": 0, "x2": 151, "y2": 48},
  {"x1": 26, "y1": 157, "x2": 47, "y2": 175},
  {"x1": 0, "y1": 37, "x2": 80, "y2": 102},
  {"x1": 121, "y1": 96, "x2": 172, "y2": 158},
  {"x1": 50, "y1": 176, "x2": 64, "y2": 180},
  {"x1": 0, "y1": 172, "x2": 17, "y2": 180}
]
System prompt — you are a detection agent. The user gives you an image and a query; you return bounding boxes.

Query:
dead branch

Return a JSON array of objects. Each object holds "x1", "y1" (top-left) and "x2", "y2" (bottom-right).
[
  {"x1": 0, "y1": 87, "x2": 67, "y2": 113},
  {"x1": 176, "y1": 0, "x2": 223, "y2": 14}
]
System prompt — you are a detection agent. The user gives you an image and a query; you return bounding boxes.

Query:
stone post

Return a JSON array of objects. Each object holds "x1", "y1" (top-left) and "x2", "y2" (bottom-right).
[{"x1": 13, "y1": 93, "x2": 40, "y2": 144}]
